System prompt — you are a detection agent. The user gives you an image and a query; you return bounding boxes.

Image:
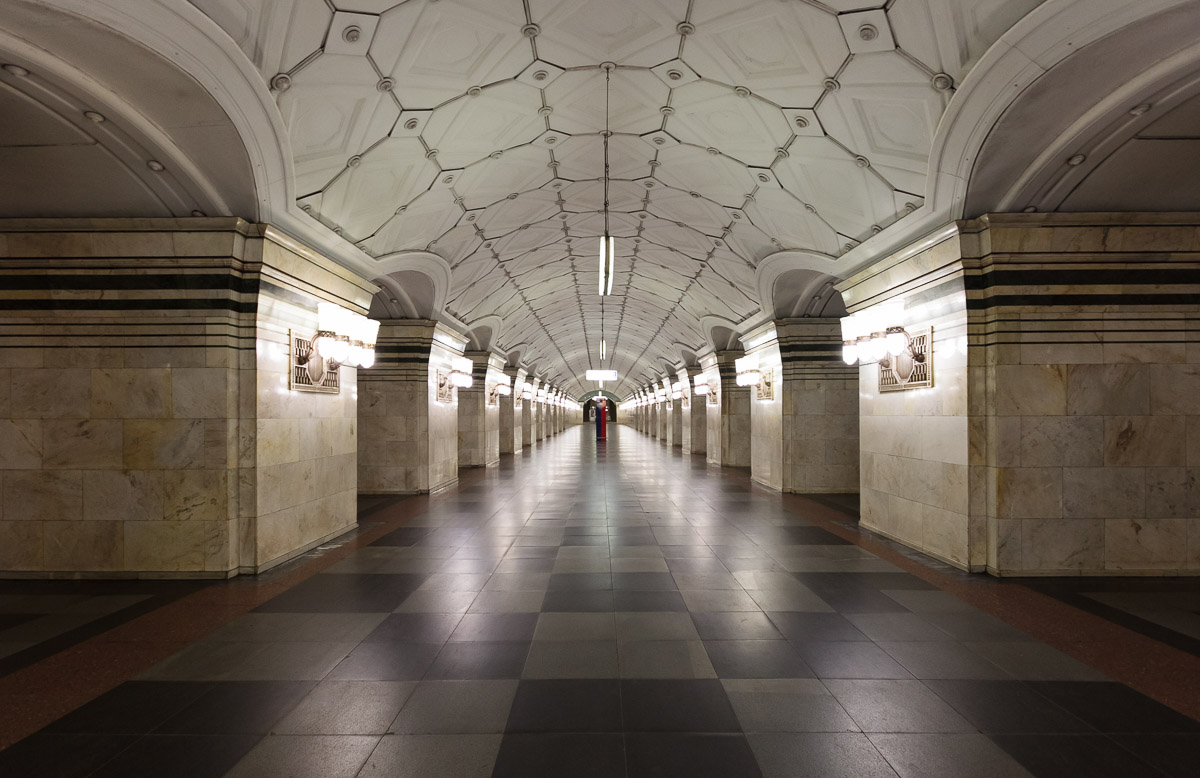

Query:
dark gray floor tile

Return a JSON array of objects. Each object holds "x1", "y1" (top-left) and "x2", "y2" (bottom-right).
[
  {"x1": 425, "y1": 641, "x2": 530, "y2": 680},
  {"x1": 447, "y1": 613, "x2": 538, "y2": 642},
  {"x1": 1027, "y1": 682, "x2": 1200, "y2": 733},
  {"x1": 703, "y1": 640, "x2": 813, "y2": 679},
  {"x1": 47, "y1": 681, "x2": 212, "y2": 734},
  {"x1": 506, "y1": 679, "x2": 622, "y2": 732},
  {"x1": 327, "y1": 641, "x2": 441, "y2": 681},
  {"x1": 87, "y1": 734, "x2": 259, "y2": 778},
  {"x1": 924, "y1": 680, "x2": 1093, "y2": 734},
  {"x1": 626, "y1": 733, "x2": 762, "y2": 778},
  {"x1": 621, "y1": 679, "x2": 741, "y2": 732},
  {"x1": 793, "y1": 641, "x2": 913, "y2": 679},
  {"x1": 692, "y1": 612, "x2": 784, "y2": 641},
  {"x1": 748, "y1": 733, "x2": 898, "y2": 778},
  {"x1": 768, "y1": 612, "x2": 869, "y2": 642},
  {"x1": 723, "y1": 679, "x2": 859, "y2": 733},
  {"x1": 868, "y1": 733, "x2": 1034, "y2": 778},
  {"x1": 390, "y1": 680, "x2": 518, "y2": 734},
  {"x1": 523, "y1": 640, "x2": 620, "y2": 679},
  {"x1": 990, "y1": 734, "x2": 1171, "y2": 778},
  {"x1": 358, "y1": 734, "x2": 500, "y2": 778},
  {"x1": 272, "y1": 680, "x2": 416, "y2": 734},
  {"x1": 879, "y1": 641, "x2": 1013, "y2": 680},
  {"x1": 363, "y1": 613, "x2": 462, "y2": 643},
  {"x1": 492, "y1": 733, "x2": 626, "y2": 778},
  {"x1": 0, "y1": 733, "x2": 139, "y2": 778},
  {"x1": 157, "y1": 681, "x2": 315, "y2": 734}
]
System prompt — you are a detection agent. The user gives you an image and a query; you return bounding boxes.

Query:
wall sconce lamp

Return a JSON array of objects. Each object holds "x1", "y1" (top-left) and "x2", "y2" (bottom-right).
[
  {"x1": 671, "y1": 381, "x2": 683, "y2": 400},
  {"x1": 735, "y1": 355, "x2": 776, "y2": 401},
  {"x1": 448, "y1": 356, "x2": 474, "y2": 389},
  {"x1": 291, "y1": 302, "x2": 380, "y2": 393},
  {"x1": 488, "y1": 375, "x2": 513, "y2": 405},
  {"x1": 843, "y1": 326, "x2": 923, "y2": 368}
]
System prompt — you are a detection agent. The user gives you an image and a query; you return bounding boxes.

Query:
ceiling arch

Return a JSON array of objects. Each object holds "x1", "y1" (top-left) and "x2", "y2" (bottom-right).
[{"x1": 21, "y1": 0, "x2": 1195, "y2": 397}]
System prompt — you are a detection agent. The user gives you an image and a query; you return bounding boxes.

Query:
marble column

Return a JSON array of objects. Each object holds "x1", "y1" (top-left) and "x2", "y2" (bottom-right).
[
  {"x1": 658, "y1": 379, "x2": 673, "y2": 446},
  {"x1": 0, "y1": 218, "x2": 372, "y2": 577},
  {"x1": 705, "y1": 351, "x2": 751, "y2": 468},
  {"x1": 500, "y1": 367, "x2": 525, "y2": 455},
  {"x1": 740, "y1": 321, "x2": 859, "y2": 494},
  {"x1": 359, "y1": 320, "x2": 464, "y2": 496},
  {"x1": 840, "y1": 212, "x2": 1200, "y2": 576},
  {"x1": 671, "y1": 376, "x2": 684, "y2": 449},
  {"x1": 458, "y1": 351, "x2": 503, "y2": 468},
  {"x1": 520, "y1": 378, "x2": 535, "y2": 449},
  {"x1": 679, "y1": 367, "x2": 707, "y2": 456}
]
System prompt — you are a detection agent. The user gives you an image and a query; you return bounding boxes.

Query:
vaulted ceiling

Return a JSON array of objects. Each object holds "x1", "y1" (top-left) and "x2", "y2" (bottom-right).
[{"x1": 191, "y1": 0, "x2": 1041, "y2": 395}]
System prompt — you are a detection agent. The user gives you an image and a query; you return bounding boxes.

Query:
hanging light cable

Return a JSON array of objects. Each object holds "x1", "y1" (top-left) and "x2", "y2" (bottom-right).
[{"x1": 598, "y1": 62, "x2": 615, "y2": 296}]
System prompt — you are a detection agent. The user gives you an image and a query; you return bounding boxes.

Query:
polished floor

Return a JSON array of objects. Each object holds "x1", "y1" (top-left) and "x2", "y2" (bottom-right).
[{"x1": 1, "y1": 425, "x2": 1199, "y2": 778}]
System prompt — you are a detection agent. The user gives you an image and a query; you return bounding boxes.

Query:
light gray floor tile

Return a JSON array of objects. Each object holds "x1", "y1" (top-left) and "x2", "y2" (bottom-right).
[
  {"x1": 393, "y1": 591, "x2": 477, "y2": 614},
  {"x1": 482, "y1": 573, "x2": 551, "y2": 592},
  {"x1": 615, "y1": 612, "x2": 700, "y2": 641},
  {"x1": 962, "y1": 641, "x2": 1109, "y2": 681},
  {"x1": 617, "y1": 640, "x2": 716, "y2": 678},
  {"x1": 680, "y1": 589, "x2": 761, "y2": 612},
  {"x1": 533, "y1": 613, "x2": 617, "y2": 641},
  {"x1": 611, "y1": 558, "x2": 669, "y2": 573},
  {"x1": 747, "y1": 589, "x2": 835, "y2": 613},
  {"x1": 748, "y1": 733, "x2": 899, "y2": 778},
  {"x1": 724, "y1": 679, "x2": 860, "y2": 733},
  {"x1": 919, "y1": 611, "x2": 1034, "y2": 642},
  {"x1": 522, "y1": 640, "x2": 619, "y2": 678},
  {"x1": 551, "y1": 558, "x2": 611, "y2": 573},
  {"x1": 844, "y1": 613, "x2": 955, "y2": 642},
  {"x1": 466, "y1": 591, "x2": 545, "y2": 613},
  {"x1": 879, "y1": 590, "x2": 976, "y2": 613},
  {"x1": 274, "y1": 681, "x2": 417, "y2": 735},
  {"x1": 390, "y1": 680, "x2": 518, "y2": 734},
  {"x1": 672, "y1": 572, "x2": 742, "y2": 590},
  {"x1": 225, "y1": 735, "x2": 379, "y2": 778},
  {"x1": 878, "y1": 642, "x2": 1013, "y2": 680},
  {"x1": 824, "y1": 680, "x2": 976, "y2": 733}
]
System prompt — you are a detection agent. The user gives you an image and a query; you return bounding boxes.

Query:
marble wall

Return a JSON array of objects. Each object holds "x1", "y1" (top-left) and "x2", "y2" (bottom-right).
[
  {"x1": 458, "y1": 352, "x2": 502, "y2": 468},
  {"x1": 358, "y1": 321, "x2": 464, "y2": 495},
  {"x1": 743, "y1": 321, "x2": 860, "y2": 494},
  {"x1": 840, "y1": 231, "x2": 975, "y2": 571},
  {"x1": 679, "y1": 369, "x2": 706, "y2": 456},
  {"x1": 841, "y1": 213, "x2": 1200, "y2": 576},
  {"x1": 0, "y1": 219, "x2": 372, "y2": 577},
  {"x1": 500, "y1": 367, "x2": 524, "y2": 454},
  {"x1": 705, "y1": 352, "x2": 751, "y2": 468}
]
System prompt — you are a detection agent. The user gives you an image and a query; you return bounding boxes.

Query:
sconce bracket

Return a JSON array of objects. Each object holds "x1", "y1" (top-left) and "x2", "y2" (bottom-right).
[
  {"x1": 289, "y1": 330, "x2": 340, "y2": 394},
  {"x1": 879, "y1": 326, "x2": 933, "y2": 392}
]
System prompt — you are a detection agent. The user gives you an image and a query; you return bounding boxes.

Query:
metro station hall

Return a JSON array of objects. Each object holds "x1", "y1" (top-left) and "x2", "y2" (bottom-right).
[{"x1": 1, "y1": 1, "x2": 1200, "y2": 776}]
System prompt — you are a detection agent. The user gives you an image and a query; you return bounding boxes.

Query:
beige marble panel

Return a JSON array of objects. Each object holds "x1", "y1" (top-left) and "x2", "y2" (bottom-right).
[
  {"x1": 43, "y1": 519, "x2": 123, "y2": 571},
  {"x1": 82, "y1": 470, "x2": 165, "y2": 523},
  {"x1": 91, "y1": 368, "x2": 170, "y2": 418},
  {"x1": 42, "y1": 419, "x2": 123, "y2": 469},
  {"x1": 11, "y1": 369, "x2": 91, "y2": 418},
  {"x1": 0, "y1": 419, "x2": 42, "y2": 469},
  {"x1": 123, "y1": 419, "x2": 207, "y2": 469}
]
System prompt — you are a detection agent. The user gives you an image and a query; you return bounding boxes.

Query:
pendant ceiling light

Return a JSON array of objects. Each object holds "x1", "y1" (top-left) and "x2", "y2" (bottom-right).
[{"x1": 598, "y1": 61, "x2": 616, "y2": 297}]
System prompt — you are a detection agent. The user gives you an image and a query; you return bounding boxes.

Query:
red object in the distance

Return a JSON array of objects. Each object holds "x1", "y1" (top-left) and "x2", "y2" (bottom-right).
[{"x1": 596, "y1": 398, "x2": 607, "y2": 440}]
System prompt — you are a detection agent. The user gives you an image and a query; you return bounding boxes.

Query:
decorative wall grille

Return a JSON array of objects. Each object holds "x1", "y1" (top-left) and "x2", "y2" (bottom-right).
[
  {"x1": 289, "y1": 330, "x2": 340, "y2": 394},
  {"x1": 879, "y1": 326, "x2": 932, "y2": 393}
]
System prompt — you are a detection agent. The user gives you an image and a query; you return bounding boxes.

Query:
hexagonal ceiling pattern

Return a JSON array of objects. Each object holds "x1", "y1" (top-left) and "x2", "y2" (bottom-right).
[{"x1": 192, "y1": 0, "x2": 1042, "y2": 396}]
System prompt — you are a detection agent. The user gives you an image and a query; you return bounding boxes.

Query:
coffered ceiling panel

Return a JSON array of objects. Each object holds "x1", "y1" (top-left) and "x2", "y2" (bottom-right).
[{"x1": 193, "y1": 0, "x2": 1045, "y2": 395}]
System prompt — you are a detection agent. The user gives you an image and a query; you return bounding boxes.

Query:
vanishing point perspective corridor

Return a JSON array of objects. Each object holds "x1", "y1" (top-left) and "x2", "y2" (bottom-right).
[{"x1": 1, "y1": 425, "x2": 1197, "y2": 778}]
